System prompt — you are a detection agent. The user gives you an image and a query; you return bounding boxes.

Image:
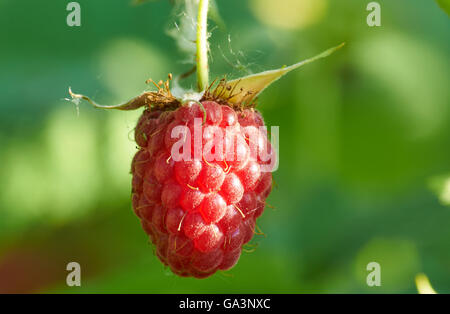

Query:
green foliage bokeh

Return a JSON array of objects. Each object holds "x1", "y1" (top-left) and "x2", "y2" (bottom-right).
[{"x1": 0, "y1": 0, "x2": 449, "y2": 293}]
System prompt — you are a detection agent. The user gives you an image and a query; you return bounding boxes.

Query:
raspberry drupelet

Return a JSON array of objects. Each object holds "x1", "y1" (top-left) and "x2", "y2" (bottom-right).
[{"x1": 131, "y1": 100, "x2": 275, "y2": 279}]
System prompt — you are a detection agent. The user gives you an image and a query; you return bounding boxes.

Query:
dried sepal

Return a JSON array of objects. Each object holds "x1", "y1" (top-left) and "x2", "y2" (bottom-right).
[
  {"x1": 207, "y1": 43, "x2": 345, "y2": 107},
  {"x1": 67, "y1": 74, "x2": 181, "y2": 112}
]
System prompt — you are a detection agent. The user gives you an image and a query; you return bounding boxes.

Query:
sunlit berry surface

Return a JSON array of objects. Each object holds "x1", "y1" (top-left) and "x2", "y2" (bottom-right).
[{"x1": 131, "y1": 101, "x2": 275, "y2": 278}]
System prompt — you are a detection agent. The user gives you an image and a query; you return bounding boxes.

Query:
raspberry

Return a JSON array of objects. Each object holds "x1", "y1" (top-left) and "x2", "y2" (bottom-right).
[
  {"x1": 131, "y1": 100, "x2": 275, "y2": 278},
  {"x1": 67, "y1": 0, "x2": 342, "y2": 280}
]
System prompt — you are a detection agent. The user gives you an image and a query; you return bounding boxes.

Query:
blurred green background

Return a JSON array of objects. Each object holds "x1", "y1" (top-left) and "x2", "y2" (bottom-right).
[{"x1": 0, "y1": 0, "x2": 449, "y2": 293}]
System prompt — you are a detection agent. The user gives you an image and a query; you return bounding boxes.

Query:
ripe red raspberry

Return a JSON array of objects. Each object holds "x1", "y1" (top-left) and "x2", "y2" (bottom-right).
[{"x1": 131, "y1": 100, "x2": 275, "y2": 278}]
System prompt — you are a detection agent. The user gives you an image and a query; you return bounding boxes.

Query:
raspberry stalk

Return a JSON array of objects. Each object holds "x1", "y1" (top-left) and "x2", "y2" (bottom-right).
[{"x1": 196, "y1": 0, "x2": 210, "y2": 91}]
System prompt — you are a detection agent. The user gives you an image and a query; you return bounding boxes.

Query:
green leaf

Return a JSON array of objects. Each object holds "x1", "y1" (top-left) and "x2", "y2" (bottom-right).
[
  {"x1": 415, "y1": 273, "x2": 438, "y2": 294},
  {"x1": 209, "y1": 0, "x2": 226, "y2": 30},
  {"x1": 215, "y1": 43, "x2": 345, "y2": 105},
  {"x1": 131, "y1": 0, "x2": 158, "y2": 5},
  {"x1": 436, "y1": 0, "x2": 450, "y2": 15},
  {"x1": 167, "y1": 0, "x2": 199, "y2": 64},
  {"x1": 429, "y1": 174, "x2": 450, "y2": 206}
]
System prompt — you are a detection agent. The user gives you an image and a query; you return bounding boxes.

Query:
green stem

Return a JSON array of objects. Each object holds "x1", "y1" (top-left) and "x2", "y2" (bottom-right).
[{"x1": 196, "y1": 0, "x2": 209, "y2": 91}]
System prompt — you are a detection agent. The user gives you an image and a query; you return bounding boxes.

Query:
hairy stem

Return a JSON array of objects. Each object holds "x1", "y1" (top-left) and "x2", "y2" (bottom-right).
[{"x1": 196, "y1": 0, "x2": 209, "y2": 91}]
